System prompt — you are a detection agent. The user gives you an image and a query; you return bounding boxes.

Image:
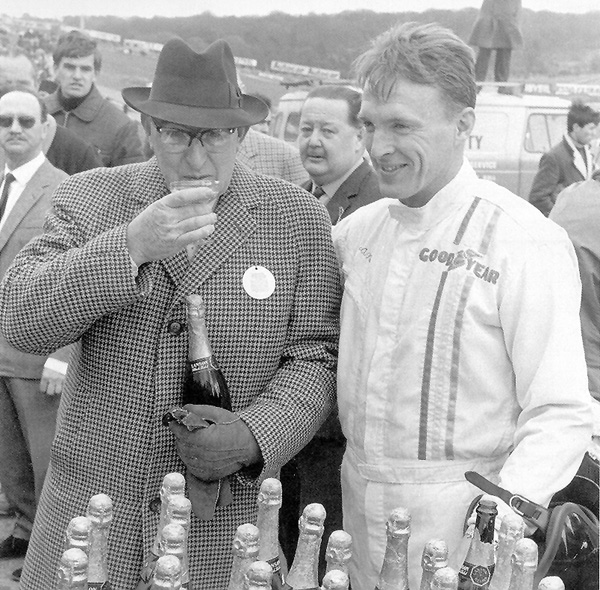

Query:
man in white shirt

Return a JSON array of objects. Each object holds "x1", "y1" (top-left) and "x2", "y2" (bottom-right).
[
  {"x1": 529, "y1": 101, "x2": 599, "y2": 217},
  {"x1": 333, "y1": 22, "x2": 592, "y2": 589},
  {"x1": 0, "y1": 90, "x2": 69, "y2": 576}
]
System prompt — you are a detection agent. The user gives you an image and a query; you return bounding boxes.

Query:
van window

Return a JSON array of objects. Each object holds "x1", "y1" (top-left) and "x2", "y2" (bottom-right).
[
  {"x1": 524, "y1": 113, "x2": 566, "y2": 153},
  {"x1": 468, "y1": 112, "x2": 509, "y2": 152},
  {"x1": 285, "y1": 112, "x2": 301, "y2": 143}
]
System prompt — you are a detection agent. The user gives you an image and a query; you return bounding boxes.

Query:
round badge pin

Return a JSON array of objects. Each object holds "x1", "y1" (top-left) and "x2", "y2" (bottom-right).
[{"x1": 243, "y1": 266, "x2": 275, "y2": 300}]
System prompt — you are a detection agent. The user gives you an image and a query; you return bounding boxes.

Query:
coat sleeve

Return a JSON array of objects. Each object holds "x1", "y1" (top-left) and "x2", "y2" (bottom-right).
[
  {"x1": 497, "y1": 228, "x2": 592, "y2": 506},
  {"x1": 528, "y1": 151, "x2": 563, "y2": 217},
  {"x1": 0, "y1": 175, "x2": 151, "y2": 356},
  {"x1": 238, "y1": 199, "x2": 341, "y2": 481}
]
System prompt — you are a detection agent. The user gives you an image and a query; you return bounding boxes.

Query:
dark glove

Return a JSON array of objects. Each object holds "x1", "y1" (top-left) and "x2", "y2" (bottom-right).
[
  {"x1": 169, "y1": 404, "x2": 262, "y2": 481},
  {"x1": 185, "y1": 471, "x2": 233, "y2": 521}
]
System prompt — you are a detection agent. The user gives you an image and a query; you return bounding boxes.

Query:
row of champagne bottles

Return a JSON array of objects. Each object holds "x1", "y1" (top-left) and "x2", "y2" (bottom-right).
[{"x1": 54, "y1": 473, "x2": 565, "y2": 590}]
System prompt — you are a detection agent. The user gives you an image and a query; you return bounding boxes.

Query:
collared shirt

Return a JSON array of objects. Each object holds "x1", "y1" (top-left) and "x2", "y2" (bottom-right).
[
  {"x1": 0, "y1": 151, "x2": 46, "y2": 232},
  {"x1": 564, "y1": 133, "x2": 595, "y2": 180},
  {"x1": 313, "y1": 156, "x2": 364, "y2": 206}
]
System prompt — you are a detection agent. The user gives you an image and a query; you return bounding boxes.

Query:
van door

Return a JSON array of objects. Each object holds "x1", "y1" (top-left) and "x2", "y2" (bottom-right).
[
  {"x1": 466, "y1": 107, "x2": 521, "y2": 195},
  {"x1": 520, "y1": 110, "x2": 566, "y2": 198}
]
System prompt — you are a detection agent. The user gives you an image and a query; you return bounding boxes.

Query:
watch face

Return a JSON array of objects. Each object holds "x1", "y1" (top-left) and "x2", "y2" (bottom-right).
[{"x1": 470, "y1": 565, "x2": 492, "y2": 586}]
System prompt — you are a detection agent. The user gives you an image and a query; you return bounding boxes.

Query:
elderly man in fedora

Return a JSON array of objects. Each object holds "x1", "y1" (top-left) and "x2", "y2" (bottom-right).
[{"x1": 0, "y1": 38, "x2": 340, "y2": 590}]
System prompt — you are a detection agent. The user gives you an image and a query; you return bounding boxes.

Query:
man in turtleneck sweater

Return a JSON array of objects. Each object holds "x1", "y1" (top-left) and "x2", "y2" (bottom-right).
[{"x1": 44, "y1": 30, "x2": 144, "y2": 168}]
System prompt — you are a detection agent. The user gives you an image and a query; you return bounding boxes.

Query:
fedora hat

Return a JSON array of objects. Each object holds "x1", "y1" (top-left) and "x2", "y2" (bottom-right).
[{"x1": 122, "y1": 38, "x2": 268, "y2": 129}]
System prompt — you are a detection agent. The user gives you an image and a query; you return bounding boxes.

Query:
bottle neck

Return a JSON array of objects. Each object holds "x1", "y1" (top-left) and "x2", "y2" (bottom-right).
[
  {"x1": 475, "y1": 511, "x2": 496, "y2": 545},
  {"x1": 286, "y1": 530, "x2": 322, "y2": 589},
  {"x1": 256, "y1": 504, "x2": 280, "y2": 561},
  {"x1": 378, "y1": 534, "x2": 409, "y2": 588},
  {"x1": 87, "y1": 526, "x2": 109, "y2": 583},
  {"x1": 187, "y1": 313, "x2": 213, "y2": 360}
]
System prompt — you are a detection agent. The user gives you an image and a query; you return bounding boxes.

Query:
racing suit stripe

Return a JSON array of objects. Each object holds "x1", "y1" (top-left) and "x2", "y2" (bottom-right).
[
  {"x1": 420, "y1": 197, "x2": 483, "y2": 460},
  {"x1": 479, "y1": 206, "x2": 501, "y2": 254},
  {"x1": 445, "y1": 203, "x2": 502, "y2": 459},
  {"x1": 446, "y1": 274, "x2": 475, "y2": 459},
  {"x1": 454, "y1": 197, "x2": 481, "y2": 245},
  {"x1": 419, "y1": 270, "x2": 448, "y2": 460}
]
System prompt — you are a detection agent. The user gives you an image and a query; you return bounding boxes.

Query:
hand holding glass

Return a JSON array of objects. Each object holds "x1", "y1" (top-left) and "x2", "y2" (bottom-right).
[{"x1": 169, "y1": 179, "x2": 221, "y2": 259}]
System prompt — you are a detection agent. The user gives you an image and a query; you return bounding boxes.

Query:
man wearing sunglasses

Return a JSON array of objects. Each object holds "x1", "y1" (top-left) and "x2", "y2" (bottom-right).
[
  {"x1": 0, "y1": 89, "x2": 71, "y2": 575},
  {"x1": 0, "y1": 39, "x2": 340, "y2": 590}
]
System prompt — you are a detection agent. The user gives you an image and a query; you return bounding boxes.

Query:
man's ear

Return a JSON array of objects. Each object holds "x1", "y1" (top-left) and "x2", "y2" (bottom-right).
[{"x1": 456, "y1": 107, "x2": 475, "y2": 141}]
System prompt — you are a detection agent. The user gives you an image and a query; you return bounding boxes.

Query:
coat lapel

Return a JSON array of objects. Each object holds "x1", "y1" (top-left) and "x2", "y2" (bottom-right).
[
  {"x1": 564, "y1": 136, "x2": 589, "y2": 180},
  {"x1": 326, "y1": 160, "x2": 370, "y2": 224},
  {"x1": 170, "y1": 165, "x2": 263, "y2": 297},
  {"x1": 0, "y1": 161, "x2": 51, "y2": 252}
]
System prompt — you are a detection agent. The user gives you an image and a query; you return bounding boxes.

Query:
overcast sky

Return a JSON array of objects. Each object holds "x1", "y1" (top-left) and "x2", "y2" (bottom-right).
[{"x1": 1, "y1": 0, "x2": 599, "y2": 20}]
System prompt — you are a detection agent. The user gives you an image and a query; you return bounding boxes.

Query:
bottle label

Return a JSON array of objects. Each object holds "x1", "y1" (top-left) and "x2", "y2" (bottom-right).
[
  {"x1": 266, "y1": 556, "x2": 281, "y2": 573},
  {"x1": 190, "y1": 356, "x2": 219, "y2": 373},
  {"x1": 459, "y1": 562, "x2": 494, "y2": 588}
]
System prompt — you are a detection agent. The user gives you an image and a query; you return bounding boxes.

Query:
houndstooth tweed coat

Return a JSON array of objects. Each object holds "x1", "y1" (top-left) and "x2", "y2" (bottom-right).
[{"x1": 0, "y1": 158, "x2": 341, "y2": 590}]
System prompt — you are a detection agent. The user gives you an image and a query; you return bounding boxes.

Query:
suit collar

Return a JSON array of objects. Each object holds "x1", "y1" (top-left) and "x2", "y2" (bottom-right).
[
  {"x1": 563, "y1": 134, "x2": 593, "y2": 180},
  {"x1": 4, "y1": 152, "x2": 46, "y2": 185},
  {"x1": 325, "y1": 160, "x2": 373, "y2": 223},
  {"x1": 0, "y1": 160, "x2": 55, "y2": 252},
  {"x1": 321, "y1": 156, "x2": 364, "y2": 198},
  {"x1": 45, "y1": 85, "x2": 104, "y2": 122}
]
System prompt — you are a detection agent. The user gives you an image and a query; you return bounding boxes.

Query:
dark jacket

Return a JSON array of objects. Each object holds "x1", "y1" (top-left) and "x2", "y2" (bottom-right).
[
  {"x1": 469, "y1": 0, "x2": 523, "y2": 49},
  {"x1": 303, "y1": 158, "x2": 382, "y2": 226},
  {"x1": 529, "y1": 137, "x2": 593, "y2": 217},
  {"x1": 46, "y1": 124, "x2": 103, "y2": 175},
  {"x1": 44, "y1": 85, "x2": 144, "y2": 167}
]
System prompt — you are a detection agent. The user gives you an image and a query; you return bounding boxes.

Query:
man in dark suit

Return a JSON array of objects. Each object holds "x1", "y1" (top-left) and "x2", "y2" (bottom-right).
[
  {"x1": 0, "y1": 89, "x2": 70, "y2": 576},
  {"x1": 529, "y1": 101, "x2": 599, "y2": 216},
  {"x1": 280, "y1": 84, "x2": 381, "y2": 578},
  {"x1": 298, "y1": 84, "x2": 381, "y2": 226}
]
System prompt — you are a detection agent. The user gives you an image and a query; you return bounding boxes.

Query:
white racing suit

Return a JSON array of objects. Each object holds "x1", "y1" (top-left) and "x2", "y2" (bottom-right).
[{"x1": 333, "y1": 161, "x2": 592, "y2": 590}]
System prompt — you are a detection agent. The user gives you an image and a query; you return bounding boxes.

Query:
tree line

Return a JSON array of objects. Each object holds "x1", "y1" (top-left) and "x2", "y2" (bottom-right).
[{"x1": 63, "y1": 8, "x2": 600, "y2": 80}]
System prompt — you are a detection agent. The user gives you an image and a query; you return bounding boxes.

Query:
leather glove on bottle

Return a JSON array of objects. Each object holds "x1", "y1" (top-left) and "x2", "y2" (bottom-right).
[
  {"x1": 170, "y1": 404, "x2": 262, "y2": 481},
  {"x1": 168, "y1": 404, "x2": 262, "y2": 520}
]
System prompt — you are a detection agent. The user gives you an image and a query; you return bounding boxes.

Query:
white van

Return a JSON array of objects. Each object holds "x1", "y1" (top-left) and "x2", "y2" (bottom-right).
[
  {"x1": 270, "y1": 86, "x2": 571, "y2": 200},
  {"x1": 467, "y1": 89, "x2": 569, "y2": 199}
]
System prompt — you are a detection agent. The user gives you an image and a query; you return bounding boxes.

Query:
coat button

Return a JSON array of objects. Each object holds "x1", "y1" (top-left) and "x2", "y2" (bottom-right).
[
  {"x1": 149, "y1": 497, "x2": 161, "y2": 514},
  {"x1": 167, "y1": 320, "x2": 183, "y2": 335}
]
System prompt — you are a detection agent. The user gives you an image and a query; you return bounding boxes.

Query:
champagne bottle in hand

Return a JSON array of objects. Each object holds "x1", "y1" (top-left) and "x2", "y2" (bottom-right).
[{"x1": 184, "y1": 293, "x2": 231, "y2": 410}]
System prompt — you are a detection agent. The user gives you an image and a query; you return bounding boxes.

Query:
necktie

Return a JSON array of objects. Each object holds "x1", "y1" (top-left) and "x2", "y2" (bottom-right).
[
  {"x1": 0, "y1": 172, "x2": 15, "y2": 222},
  {"x1": 312, "y1": 185, "x2": 325, "y2": 199}
]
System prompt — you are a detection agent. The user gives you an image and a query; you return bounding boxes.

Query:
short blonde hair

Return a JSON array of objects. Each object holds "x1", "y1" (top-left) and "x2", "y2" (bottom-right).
[{"x1": 354, "y1": 21, "x2": 476, "y2": 115}]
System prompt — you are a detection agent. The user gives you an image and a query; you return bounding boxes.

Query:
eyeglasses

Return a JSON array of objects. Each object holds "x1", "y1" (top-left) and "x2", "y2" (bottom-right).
[
  {"x1": 0, "y1": 116, "x2": 37, "y2": 129},
  {"x1": 153, "y1": 120, "x2": 236, "y2": 152}
]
